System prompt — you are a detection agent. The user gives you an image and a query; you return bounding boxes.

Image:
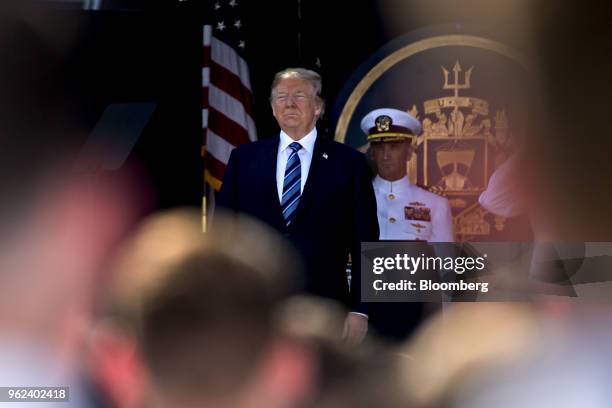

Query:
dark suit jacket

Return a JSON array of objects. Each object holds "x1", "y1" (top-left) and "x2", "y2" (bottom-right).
[{"x1": 217, "y1": 132, "x2": 379, "y2": 312}]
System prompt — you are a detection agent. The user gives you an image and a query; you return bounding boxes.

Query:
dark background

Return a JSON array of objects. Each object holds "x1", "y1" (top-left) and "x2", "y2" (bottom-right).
[
  {"x1": 8, "y1": 0, "x2": 524, "y2": 212},
  {"x1": 3, "y1": 1, "x2": 385, "y2": 211},
  {"x1": 6, "y1": 0, "x2": 612, "y2": 234}
]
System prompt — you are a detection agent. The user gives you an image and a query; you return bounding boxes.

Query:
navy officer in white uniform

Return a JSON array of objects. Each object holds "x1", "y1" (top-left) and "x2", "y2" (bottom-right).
[
  {"x1": 362, "y1": 108, "x2": 454, "y2": 242},
  {"x1": 361, "y1": 107, "x2": 454, "y2": 341}
]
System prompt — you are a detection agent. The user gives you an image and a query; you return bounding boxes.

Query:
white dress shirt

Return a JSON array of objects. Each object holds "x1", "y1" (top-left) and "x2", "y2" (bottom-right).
[{"x1": 276, "y1": 128, "x2": 317, "y2": 202}]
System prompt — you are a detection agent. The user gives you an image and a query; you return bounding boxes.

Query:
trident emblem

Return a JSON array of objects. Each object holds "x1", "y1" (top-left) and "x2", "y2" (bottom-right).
[{"x1": 442, "y1": 61, "x2": 473, "y2": 98}]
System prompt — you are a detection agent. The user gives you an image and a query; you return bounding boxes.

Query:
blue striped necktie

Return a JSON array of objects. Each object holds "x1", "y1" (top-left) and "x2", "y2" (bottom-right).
[{"x1": 281, "y1": 142, "x2": 303, "y2": 226}]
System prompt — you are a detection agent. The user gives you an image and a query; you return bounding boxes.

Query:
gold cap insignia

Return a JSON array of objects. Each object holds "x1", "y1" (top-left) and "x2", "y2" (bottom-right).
[{"x1": 375, "y1": 115, "x2": 392, "y2": 132}]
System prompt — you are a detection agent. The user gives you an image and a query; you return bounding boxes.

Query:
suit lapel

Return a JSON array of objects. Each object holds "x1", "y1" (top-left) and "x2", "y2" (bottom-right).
[
  {"x1": 290, "y1": 135, "x2": 328, "y2": 226},
  {"x1": 262, "y1": 137, "x2": 285, "y2": 226}
]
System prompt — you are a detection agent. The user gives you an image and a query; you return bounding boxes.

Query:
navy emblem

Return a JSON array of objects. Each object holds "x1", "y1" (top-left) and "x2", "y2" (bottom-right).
[
  {"x1": 333, "y1": 27, "x2": 530, "y2": 241},
  {"x1": 375, "y1": 115, "x2": 392, "y2": 132}
]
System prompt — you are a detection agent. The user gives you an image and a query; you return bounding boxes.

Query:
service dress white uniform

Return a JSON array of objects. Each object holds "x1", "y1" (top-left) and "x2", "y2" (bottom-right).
[{"x1": 373, "y1": 175, "x2": 454, "y2": 242}]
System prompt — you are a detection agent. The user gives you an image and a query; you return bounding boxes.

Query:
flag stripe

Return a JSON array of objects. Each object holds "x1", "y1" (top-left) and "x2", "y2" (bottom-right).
[
  {"x1": 202, "y1": 87, "x2": 209, "y2": 107},
  {"x1": 203, "y1": 12, "x2": 256, "y2": 192},
  {"x1": 203, "y1": 25, "x2": 212, "y2": 46},
  {"x1": 202, "y1": 67, "x2": 210, "y2": 87},
  {"x1": 208, "y1": 84, "x2": 256, "y2": 140},
  {"x1": 206, "y1": 129, "x2": 236, "y2": 164},
  {"x1": 207, "y1": 107, "x2": 250, "y2": 146},
  {"x1": 210, "y1": 37, "x2": 252, "y2": 91},
  {"x1": 202, "y1": 108, "x2": 209, "y2": 128},
  {"x1": 204, "y1": 151, "x2": 227, "y2": 181},
  {"x1": 209, "y1": 61, "x2": 254, "y2": 115}
]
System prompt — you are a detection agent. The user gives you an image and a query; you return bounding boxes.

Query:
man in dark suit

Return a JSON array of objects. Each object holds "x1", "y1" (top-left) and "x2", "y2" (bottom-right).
[{"x1": 217, "y1": 68, "x2": 379, "y2": 343}]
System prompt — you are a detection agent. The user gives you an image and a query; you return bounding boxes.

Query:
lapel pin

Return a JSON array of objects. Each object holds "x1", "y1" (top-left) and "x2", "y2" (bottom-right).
[{"x1": 322, "y1": 153, "x2": 328, "y2": 159}]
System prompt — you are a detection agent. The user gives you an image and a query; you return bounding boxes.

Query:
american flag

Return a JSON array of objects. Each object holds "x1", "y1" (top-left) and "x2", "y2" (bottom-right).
[{"x1": 202, "y1": 0, "x2": 256, "y2": 191}]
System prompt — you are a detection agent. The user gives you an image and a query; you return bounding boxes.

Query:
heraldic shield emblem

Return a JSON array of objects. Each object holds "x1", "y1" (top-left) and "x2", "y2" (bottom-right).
[{"x1": 332, "y1": 27, "x2": 533, "y2": 241}]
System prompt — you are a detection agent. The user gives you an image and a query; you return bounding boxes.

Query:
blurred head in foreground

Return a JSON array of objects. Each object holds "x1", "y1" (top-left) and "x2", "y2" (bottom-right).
[
  {"x1": 94, "y1": 208, "x2": 411, "y2": 408},
  {"x1": 0, "y1": 171, "x2": 138, "y2": 408},
  {"x1": 396, "y1": 303, "x2": 541, "y2": 408},
  {"x1": 398, "y1": 302, "x2": 612, "y2": 408},
  {"x1": 276, "y1": 296, "x2": 410, "y2": 408},
  {"x1": 94, "y1": 209, "x2": 322, "y2": 408}
]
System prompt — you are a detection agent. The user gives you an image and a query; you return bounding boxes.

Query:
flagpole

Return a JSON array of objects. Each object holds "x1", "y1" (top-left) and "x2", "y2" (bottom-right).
[{"x1": 202, "y1": 188, "x2": 207, "y2": 233}]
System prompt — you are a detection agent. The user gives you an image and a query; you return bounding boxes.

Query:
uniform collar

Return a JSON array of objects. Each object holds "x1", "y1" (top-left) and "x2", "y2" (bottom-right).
[
  {"x1": 373, "y1": 175, "x2": 411, "y2": 193},
  {"x1": 279, "y1": 127, "x2": 317, "y2": 153}
]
